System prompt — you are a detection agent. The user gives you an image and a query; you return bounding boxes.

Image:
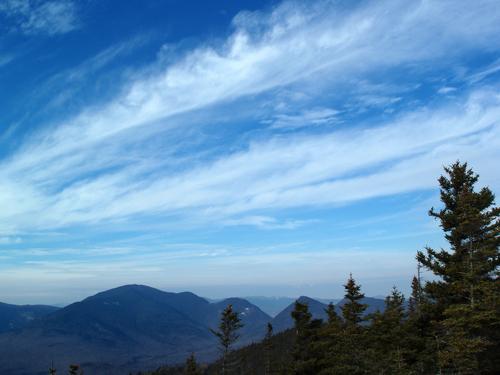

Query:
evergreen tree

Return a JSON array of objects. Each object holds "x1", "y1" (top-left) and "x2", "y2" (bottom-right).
[
  {"x1": 290, "y1": 301, "x2": 322, "y2": 374},
  {"x1": 341, "y1": 273, "x2": 367, "y2": 326},
  {"x1": 210, "y1": 304, "x2": 243, "y2": 375},
  {"x1": 325, "y1": 302, "x2": 340, "y2": 325},
  {"x1": 111, "y1": 161, "x2": 500, "y2": 375},
  {"x1": 417, "y1": 161, "x2": 499, "y2": 373},
  {"x1": 291, "y1": 301, "x2": 312, "y2": 337},
  {"x1": 316, "y1": 303, "x2": 342, "y2": 374},
  {"x1": 368, "y1": 287, "x2": 408, "y2": 374},
  {"x1": 336, "y1": 274, "x2": 368, "y2": 374},
  {"x1": 264, "y1": 323, "x2": 274, "y2": 375},
  {"x1": 290, "y1": 300, "x2": 312, "y2": 374},
  {"x1": 408, "y1": 275, "x2": 422, "y2": 315},
  {"x1": 405, "y1": 274, "x2": 437, "y2": 374},
  {"x1": 184, "y1": 353, "x2": 201, "y2": 375},
  {"x1": 385, "y1": 287, "x2": 406, "y2": 368}
]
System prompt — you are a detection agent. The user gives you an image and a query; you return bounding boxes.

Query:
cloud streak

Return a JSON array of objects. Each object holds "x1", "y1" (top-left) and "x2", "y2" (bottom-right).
[
  {"x1": 0, "y1": 0, "x2": 499, "y2": 237},
  {"x1": 0, "y1": 0, "x2": 78, "y2": 36},
  {"x1": 1, "y1": 88, "x2": 499, "y2": 233}
]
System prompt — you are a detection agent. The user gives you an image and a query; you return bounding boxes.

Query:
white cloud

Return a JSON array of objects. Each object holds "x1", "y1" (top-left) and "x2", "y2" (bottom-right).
[
  {"x1": 0, "y1": 236, "x2": 22, "y2": 244},
  {"x1": 437, "y1": 86, "x2": 457, "y2": 95},
  {"x1": 266, "y1": 107, "x2": 339, "y2": 130},
  {"x1": 223, "y1": 215, "x2": 316, "y2": 229},
  {"x1": 0, "y1": 54, "x2": 15, "y2": 67},
  {"x1": 7, "y1": 0, "x2": 500, "y2": 172},
  {"x1": 466, "y1": 58, "x2": 500, "y2": 84},
  {"x1": 1, "y1": 88, "x2": 499, "y2": 233},
  {"x1": 0, "y1": 0, "x2": 78, "y2": 35},
  {"x1": 0, "y1": 0, "x2": 499, "y2": 235}
]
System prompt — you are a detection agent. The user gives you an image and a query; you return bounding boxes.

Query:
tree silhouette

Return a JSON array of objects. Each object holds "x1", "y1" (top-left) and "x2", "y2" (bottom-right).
[
  {"x1": 184, "y1": 353, "x2": 201, "y2": 375},
  {"x1": 417, "y1": 161, "x2": 499, "y2": 373},
  {"x1": 68, "y1": 364, "x2": 81, "y2": 375},
  {"x1": 210, "y1": 304, "x2": 243, "y2": 375},
  {"x1": 263, "y1": 323, "x2": 273, "y2": 375}
]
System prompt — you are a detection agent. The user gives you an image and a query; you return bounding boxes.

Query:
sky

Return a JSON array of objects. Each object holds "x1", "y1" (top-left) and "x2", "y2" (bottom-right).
[{"x1": 0, "y1": 0, "x2": 499, "y2": 305}]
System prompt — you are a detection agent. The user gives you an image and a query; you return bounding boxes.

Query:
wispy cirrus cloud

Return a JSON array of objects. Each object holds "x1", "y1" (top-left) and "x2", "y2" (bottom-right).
[
  {"x1": 0, "y1": 0, "x2": 499, "y2": 237},
  {"x1": 466, "y1": 58, "x2": 500, "y2": 84},
  {"x1": 223, "y1": 215, "x2": 316, "y2": 229},
  {"x1": 0, "y1": 0, "x2": 78, "y2": 36},
  {"x1": 8, "y1": 0, "x2": 500, "y2": 168},
  {"x1": 265, "y1": 107, "x2": 339, "y2": 130},
  {"x1": 32, "y1": 34, "x2": 153, "y2": 112},
  {"x1": 0, "y1": 54, "x2": 15, "y2": 67},
  {"x1": 1, "y1": 88, "x2": 499, "y2": 233}
]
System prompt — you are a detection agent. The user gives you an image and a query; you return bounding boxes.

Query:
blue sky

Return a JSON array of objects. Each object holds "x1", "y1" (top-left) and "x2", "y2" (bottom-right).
[{"x1": 0, "y1": 0, "x2": 499, "y2": 304}]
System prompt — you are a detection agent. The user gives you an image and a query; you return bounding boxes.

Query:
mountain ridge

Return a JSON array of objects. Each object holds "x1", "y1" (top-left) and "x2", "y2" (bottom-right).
[
  {"x1": 0, "y1": 285, "x2": 384, "y2": 374},
  {"x1": 0, "y1": 301, "x2": 59, "y2": 333}
]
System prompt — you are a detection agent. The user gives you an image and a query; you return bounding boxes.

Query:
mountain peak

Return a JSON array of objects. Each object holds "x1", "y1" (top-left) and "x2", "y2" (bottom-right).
[{"x1": 296, "y1": 296, "x2": 319, "y2": 303}]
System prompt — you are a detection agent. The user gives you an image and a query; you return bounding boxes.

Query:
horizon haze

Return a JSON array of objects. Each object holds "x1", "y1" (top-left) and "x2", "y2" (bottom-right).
[{"x1": 1, "y1": 0, "x2": 500, "y2": 305}]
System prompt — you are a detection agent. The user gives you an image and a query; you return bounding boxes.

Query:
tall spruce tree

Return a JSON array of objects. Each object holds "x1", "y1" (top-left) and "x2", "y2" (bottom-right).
[
  {"x1": 290, "y1": 300, "x2": 312, "y2": 374},
  {"x1": 325, "y1": 302, "x2": 339, "y2": 325},
  {"x1": 290, "y1": 300, "x2": 322, "y2": 374},
  {"x1": 405, "y1": 274, "x2": 437, "y2": 374},
  {"x1": 341, "y1": 273, "x2": 367, "y2": 326},
  {"x1": 210, "y1": 304, "x2": 243, "y2": 375},
  {"x1": 316, "y1": 302, "x2": 343, "y2": 373},
  {"x1": 408, "y1": 276, "x2": 422, "y2": 315},
  {"x1": 368, "y1": 287, "x2": 408, "y2": 374},
  {"x1": 336, "y1": 274, "x2": 368, "y2": 374},
  {"x1": 264, "y1": 323, "x2": 274, "y2": 375},
  {"x1": 417, "y1": 161, "x2": 499, "y2": 374}
]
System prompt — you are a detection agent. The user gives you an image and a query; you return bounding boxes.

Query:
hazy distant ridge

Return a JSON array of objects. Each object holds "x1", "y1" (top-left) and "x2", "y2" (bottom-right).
[{"x1": 0, "y1": 285, "x2": 383, "y2": 374}]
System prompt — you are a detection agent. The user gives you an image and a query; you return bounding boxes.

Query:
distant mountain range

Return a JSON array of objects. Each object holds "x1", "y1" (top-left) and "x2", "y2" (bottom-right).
[
  {"x1": 272, "y1": 296, "x2": 329, "y2": 333},
  {"x1": 242, "y1": 296, "x2": 341, "y2": 317},
  {"x1": 239, "y1": 296, "x2": 297, "y2": 317},
  {"x1": 0, "y1": 285, "x2": 384, "y2": 374},
  {"x1": 0, "y1": 302, "x2": 59, "y2": 333}
]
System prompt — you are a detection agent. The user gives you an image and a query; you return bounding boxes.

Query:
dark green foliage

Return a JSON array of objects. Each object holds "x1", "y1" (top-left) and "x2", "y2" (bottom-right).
[
  {"x1": 264, "y1": 323, "x2": 274, "y2": 375},
  {"x1": 367, "y1": 287, "x2": 409, "y2": 374},
  {"x1": 65, "y1": 162, "x2": 500, "y2": 375},
  {"x1": 404, "y1": 276, "x2": 437, "y2": 374},
  {"x1": 290, "y1": 300, "x2": 323, "y2": 374},
  {"x1": 417, "y1": 161, "x2": 499, "y2": 374},
  {"x1": 184, "y1": 353, "x2": 201, "y2": 375},
  {"x1": 408, "y1": 275, "x2": 421, "y2": 315},
  {"x1": 341, "y1": 274, "x2": 368, "y2": 326},
  {"x1": 323, "y1": 275, "x2": 369, "y2": 374},
  {"x1": 201, "y1": 162, "x2": 498, "y2": 375},
  {"x1": 68, "y1": 364, "x2": 81, "y2": 375},
  {"x1": 204, "y1": 329, "x2": 295, "y2": 375},
  {"x1": 324, "y1": 302, "x2": 338, "y2": 324},
  {"x1": 315, "y1": 303, "x2": 342, "y2": 374},
  {"x1": 210, "y1": 304, "x2": 244, "y2": 375},
  {"x1": 146, "y1": 365, "x2": 184, "y2": 375}
]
